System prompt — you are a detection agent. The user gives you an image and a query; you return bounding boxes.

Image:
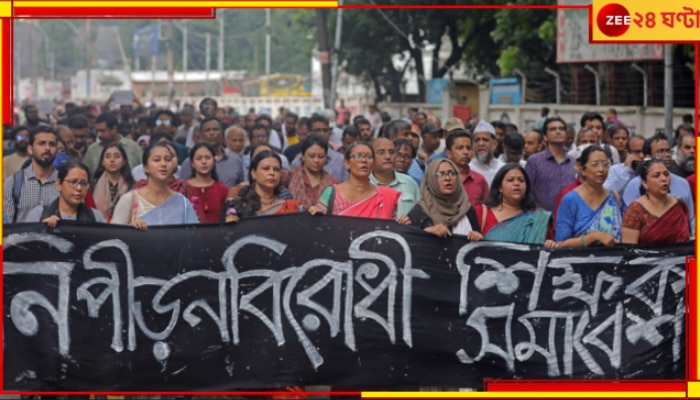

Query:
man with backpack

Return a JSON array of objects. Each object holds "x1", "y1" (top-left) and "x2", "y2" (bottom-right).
[{"x1": 3, "y1": 126, "x2": 60, "y2": 223}]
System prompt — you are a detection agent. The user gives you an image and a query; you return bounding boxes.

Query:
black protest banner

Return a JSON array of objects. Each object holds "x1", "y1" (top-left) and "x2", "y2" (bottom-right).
[{"x1": 3, "y1": 214, "x2": 690, "y2": 391}]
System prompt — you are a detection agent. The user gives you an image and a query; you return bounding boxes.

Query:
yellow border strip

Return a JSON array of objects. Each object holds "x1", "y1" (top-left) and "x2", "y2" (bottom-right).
[
  {"x1": 362, "y1": 392, "x2": 687, "y2": 398},
  {"x1": 14, "y1": 1, "x2": 338, "y2": 7}
]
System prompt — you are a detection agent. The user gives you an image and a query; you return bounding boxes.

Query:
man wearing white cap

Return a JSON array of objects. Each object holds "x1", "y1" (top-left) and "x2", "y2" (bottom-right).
[{"x1": 468, "y1": 120, "x2": 505, "y2": 186}]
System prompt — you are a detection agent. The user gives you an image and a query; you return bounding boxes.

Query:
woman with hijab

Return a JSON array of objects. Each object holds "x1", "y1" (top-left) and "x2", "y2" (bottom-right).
[
  {"x1": 474, "y1": 163, "x2": 556, "y2": 247},
  {"x1": 397, "y1": 158, "x2": 482, "y2": 240},
  {"x1": 92, "y1": 143, "x2": 135, "y2": 222},
  {"x1": 25, "y1": 160, "x2": 106, "y2": 225}
]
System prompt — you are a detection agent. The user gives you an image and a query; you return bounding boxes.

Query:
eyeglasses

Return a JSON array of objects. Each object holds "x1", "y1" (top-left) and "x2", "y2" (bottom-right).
[
  {"x1": 155, "y1": 119, "x2": 171, "y2": 126},
  {"x1": 435, "y1": 170, "x2": 458, "y2": 179},
  {"x1": 201, "y1": 103, "x2": 215, "y2": 109},
  {"x1": 15, "y1": 134, "x2": 27, "y2": 141},
  {"x1": 64, "y1": 179, "x2": 89, "y2": 188},
  {"x1": 253, "y1": 134, "x2": 268, "y2": 140},
  {"x1": 350, "y1": 153, "x2": 374, "y2": 162},
  {"x1": 587, "y1": 160, "x2": 611, "y2": 169}
]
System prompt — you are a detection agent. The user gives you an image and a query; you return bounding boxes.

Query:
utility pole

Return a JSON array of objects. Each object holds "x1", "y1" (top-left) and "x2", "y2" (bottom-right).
[
  {"x1": 205, "y1": 32, "x2": 211, "y2": 97},
  {"x1": 663, "y1": 44, "x2": 673, "y2": 138},
  {"x1": 85, "y1": 20, "x2": 91, "y2": 101},
  {"x1": 29, "y1": 21, "x2": 37, "y2": 101},
  {"x1": 315, "y1": 9, "x2": 332, "y2": 109},
  {"x1": 265, "y1": 8, "x2": 271, "y2": 96},
  {"x1": 218, "y1": 9, "x2": 225, "y2": 96},
  {"x1": 182, "y1": 21, "x2": 188, "y2": 97},
  {"x1": 166, "y1": 20, "x2": 174, "y2": 107},
  {"x1": 15, "y1": 26, "x2": 20, "y2": 105},
  {"x1": 330, "y1": 1, "x2": 344, "y2": 108}
]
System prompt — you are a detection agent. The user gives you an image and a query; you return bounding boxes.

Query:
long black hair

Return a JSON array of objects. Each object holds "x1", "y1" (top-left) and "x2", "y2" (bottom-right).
[
  {"x1": 187, "y1": 142, "x2": 220, "y2": 182},
  {"x1": 93, "y1": 143, "x2": 135, "y2": 187},
  {"x1": 484, "y1": 163, "x2": 537, "y2": 210},
  {"x1": 226, "y1": 150, "x2": 283, "y2": 218}
]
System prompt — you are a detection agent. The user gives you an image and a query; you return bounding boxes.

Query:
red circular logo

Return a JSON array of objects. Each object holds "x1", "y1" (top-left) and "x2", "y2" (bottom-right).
[{"x1": 597, "y1": 3, "x2": 631, "y2": 37}]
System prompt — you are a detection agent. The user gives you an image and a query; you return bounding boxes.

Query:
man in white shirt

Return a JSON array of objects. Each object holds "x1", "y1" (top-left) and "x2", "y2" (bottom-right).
[{"x1": 469, "y1": 120, "x2": 505, "y2": 186}]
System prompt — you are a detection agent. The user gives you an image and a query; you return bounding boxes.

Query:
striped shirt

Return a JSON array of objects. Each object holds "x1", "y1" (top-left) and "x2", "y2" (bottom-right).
[{"x1": 3, "y1": 165, "x2": 59, "y2": 223}]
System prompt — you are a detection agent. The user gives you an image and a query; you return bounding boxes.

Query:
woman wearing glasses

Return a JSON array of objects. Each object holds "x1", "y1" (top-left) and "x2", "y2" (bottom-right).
[
  {"x1": 25, "y1": 160, "x2": 106, "y2": 226},
  {"x1": 474, "y1": 163, "x2": 556, "y2": 247},
  {"x1": 621, "y1": 159, "x2": 690, "y2": 244},
  {"x1": 309, "y1": 141, "x2": 400, "y2": 219},
  {"x1": 397, "y1": 159, "x2": 482, "y2": 240},
  {"x1": 288, "y1": 133, "x2": 338, "y2": 211},
  {"x1": 555, "y1": 145, "x2": 623, "y2": 247}
]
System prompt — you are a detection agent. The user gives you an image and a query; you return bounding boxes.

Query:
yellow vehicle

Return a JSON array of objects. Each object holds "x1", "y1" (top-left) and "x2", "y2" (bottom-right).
[{"x1": 243, "y1": 74, "x2": 311, "y2": 97}]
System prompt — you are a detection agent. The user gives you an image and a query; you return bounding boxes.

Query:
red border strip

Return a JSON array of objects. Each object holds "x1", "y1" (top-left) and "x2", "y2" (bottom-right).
[
  {"x1": 689, "y1": 257, "x2": 697, "y2": 381},
  {"x1": 340, "y1": 4, "x2": 588, "y2": 8},
  {"x1": 3, "y1": 18, "x2": 11, "y2": 124},
  {"x1": 695, "y1": 44, "x2": 699, "y2": 142},
  {"x1": 486, "y1": 381, "x2": 687, "y2": 392},
  {"x1": 14, "y1": 7, "x2": 215, "y2": 17},
  {"x1": 5, "y1": 391, "x2": 361, "y2": 396}
]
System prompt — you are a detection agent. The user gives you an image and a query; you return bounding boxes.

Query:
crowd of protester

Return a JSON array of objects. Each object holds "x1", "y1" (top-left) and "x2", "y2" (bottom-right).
[
  {"x1": 3, "y1": 99, "x2": 696, "y2": 400},
  {"x1": 4, "y1": 99, "x2": 696, "y2": 247}
]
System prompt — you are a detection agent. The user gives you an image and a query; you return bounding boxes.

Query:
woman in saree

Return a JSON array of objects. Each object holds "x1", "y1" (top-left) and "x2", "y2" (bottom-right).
[
  {"x1": 621, "y1": 159, "x2": 690, "y2": 244},
  {"x1": 474, "y1": 163, "x2": 556, "y2": 247},
  {"x1": 25, "y1": 160, "x2": 106, "y2": 226},
  {"x1": 309, "y1": 141, "x2": 400, "y2": 219},
  {"x1": 91, "y1": 143, "x2": 135, "y2": 222},
  {"x1": 184, "y1": 143, "x2": 229, "y2": 223},
  {"x1": 222, "y1": 150, "x2": 300, "y2": 223},
  {"x1": 288, "y1": 133, "x2": 338, "y2": 211},
  {"x1": 397, "y1": 158, "x2": 482, "y2": 240},
  {"x1": 111, "y1": 142, "x2": 198, "y2": 229},
  {"x1": 555, "y1": 145, "x2": 623, "y2": 247},
  {"x1": 227, "y1": 143, "x2": 294, "y2": 199}
]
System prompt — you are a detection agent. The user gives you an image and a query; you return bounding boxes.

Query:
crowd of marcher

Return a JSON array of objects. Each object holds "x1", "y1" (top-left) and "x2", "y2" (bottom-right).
[{"x1": 4, "y1": 99, "x2": 695, "y2": 247}]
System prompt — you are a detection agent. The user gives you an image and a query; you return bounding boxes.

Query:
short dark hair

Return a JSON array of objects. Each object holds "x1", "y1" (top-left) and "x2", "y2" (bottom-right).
[
  {"x1": 255, "y1": 114, "x2": 273, "y2": 126},
  {"x1": 200, "y1": 116, "x2": 223, "y2": 131},
  {"x1": 394, "y1": 139, "x2": 416, "y2": 159},
  {"x1": 95, "y1": 113, "x2": 118, "y2": 129},
  {"x1": 382, "y1": 119, "x2": 411, "y2": 139},
  {"x1": 606, "y1": 123, "x2": 629, "y2": 140},
  {"x1": 608, "y1": 108, "x2": 617, "y2": 116},
  {"x1": 505, "y1": 123, "x2": 518, "y2": 133},
  {"x1": 285, "y1": 112, "x2": 298, "y2": 123},
  {"x1": 642, "y1": 133, "x2": 670, "y2": 157},
  {"x1": 525, "y1": 129, "x2": 544, "y2": 144},
  {"x1": 29, "y1": 125, "x2": 57, "y2": 145},
  {"x1": 580, "y1": 112, "x2": 604, "y2": 128},
  {"x1": 249, "y1": 123, "x2": 269, "y2": 140},
  {"x1": 57, "y1": 159, "x2": 90, "y2": 184},
  {"x1": 149, "y1": 131, "x2": 174, "y2": 144},
  {"x1": 142, "y1": 141, "x2": 174, "y2": 167},
  {"x1": 354, "y1": 117, "x2": 371, "y2": 127},
  {"x1": 199, "y1": 97, "x2": 218, "y2": 111},
  {"x1": 342, "y1": 125, "x2": 360, "y2": 140},
  {"x1": 151, "y1": 109, "x2": 175, "y2": 127},
  {"x1": 675, "y1": 124, "x2": 695, "y2": 140},
  {"x1": 301, "y1": 133, "x2": 329, "y2": 155},
  {"x1": 445, "y1": 129, "x2": 472, "y2": 151},
  {"x1": 491, "y1": 121, "x2": 506, "y2": 131},
  {"x1": 543, "y1": 117, "x2": 567, "y2": 135},
  {"x1": 68, "y1": 115, "x2": 88, "y2": 130},
  {"x1": 307, "y1": 114, "x2": 330, "y2": 131},
  {"x1": 503, "y1": 133, "x2": 524, "y2": 150},
  {"x1": 11, "y1": 125, "x2": 29, "y2": 138}
]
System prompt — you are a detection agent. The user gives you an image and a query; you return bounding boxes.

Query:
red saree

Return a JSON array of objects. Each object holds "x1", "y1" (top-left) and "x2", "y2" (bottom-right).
[
  {"x1": 321, "y1": 185, "x2": 400, "y2": 219},
  {"x1": 623, "y1": 200, "x2": 690, "y2": 245}
]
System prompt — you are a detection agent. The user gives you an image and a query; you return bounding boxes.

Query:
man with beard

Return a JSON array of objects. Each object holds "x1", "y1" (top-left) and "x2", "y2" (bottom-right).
[
  {"x1": 369, "y1": 138, "x2": 419, "y2": 217},
  {"x1": 68, "y1": 115, "x2": 90, "y2": 159},
  {"x1": 525, "y1": 116, "x2": 577, "y2": 212},
  {"x1": 355, "y1": 117, "x2": 373, "y2": 142},
  {"x1": 24, "y1": 104, "x2": 50, "y2": 129},
  {"x1": 669, "y1": 133, "x2": 694, "y2": 179},
  {"x1": 3, "y1": 126, "x2": 59, "y2": 222},
  {"x1": 83, "y1": 113, "x2": 143, "y2": 176},
  {"x1": 446, "y1": 129, "x2": 488, "y2": 207},
  {"x1": 622, "y1": 133, "x2": 694, "y2": 223},
  {"x1": 469, "y1": 120, "x2": 505, "y2": 187},
  {"x1": 4, "y1": 125, "x2": 30, "y2": 178}
]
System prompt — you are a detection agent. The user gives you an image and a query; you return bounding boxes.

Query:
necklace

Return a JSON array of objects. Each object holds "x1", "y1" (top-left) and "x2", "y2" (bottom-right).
[{"x1": 261, "y1": 196, "x2": 278, "y2": 206}]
